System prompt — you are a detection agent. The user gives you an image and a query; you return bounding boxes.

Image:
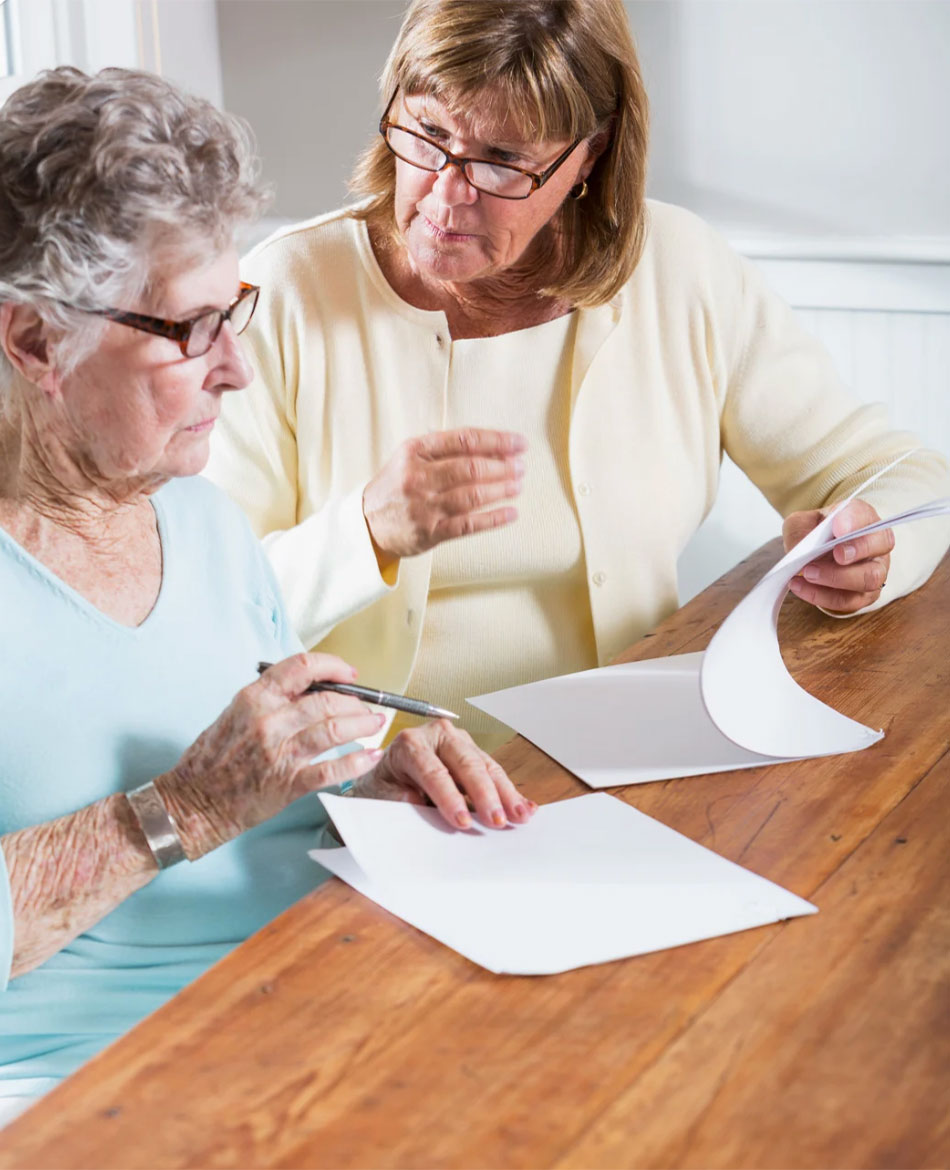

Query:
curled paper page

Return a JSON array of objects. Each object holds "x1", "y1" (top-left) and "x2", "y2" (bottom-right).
[
  {"x1": 469, "y1": 471, "x2": 950, "y2": 785},
  {"x1": 469, "y1": 652, "x2": 784, "y2": 787},
  {"x1": 700, "y1": 498, "x2": 950, "y2": 759}
]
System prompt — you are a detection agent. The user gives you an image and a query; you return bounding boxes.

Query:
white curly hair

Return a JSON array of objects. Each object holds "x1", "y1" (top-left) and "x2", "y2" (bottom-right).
[{"x1": 0, "y1": 66, "x2": 269, "y2": 398}]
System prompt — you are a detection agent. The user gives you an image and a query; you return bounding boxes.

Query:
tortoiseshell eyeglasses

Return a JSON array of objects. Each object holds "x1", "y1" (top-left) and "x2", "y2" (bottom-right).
[
  {"x1": 379, "y1": 91, "x2": 582, "y2": 201},
  {"x1": 63, "y1": 281, "x2": 260, "y2": 359}
]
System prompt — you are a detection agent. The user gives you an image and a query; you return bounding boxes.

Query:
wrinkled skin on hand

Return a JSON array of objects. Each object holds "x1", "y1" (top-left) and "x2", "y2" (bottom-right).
[
  {"x1": 156, "y1": 653, "x2": 386, "y2": 858},
  {"x1": 353, "y1": 718, "x2": 536, "y2": 830},
  {"x1": 784, "y1": 498, "x2": 894, "y2": 614},
  {"x1": 362, "y1": 426, "x2": 527, "y2": 566}
]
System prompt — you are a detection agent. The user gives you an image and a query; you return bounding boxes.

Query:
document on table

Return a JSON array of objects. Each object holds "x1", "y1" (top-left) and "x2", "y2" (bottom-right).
[
  {"x1": 468, "y1": 484, "x2": 950, "y2": 788},
  {"x1": 311, "y1": 792, "x2": 816, "y2": 976}
]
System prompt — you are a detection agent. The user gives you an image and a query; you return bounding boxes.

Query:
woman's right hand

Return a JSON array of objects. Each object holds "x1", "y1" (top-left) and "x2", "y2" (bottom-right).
[
  {"x1": 362, "y1": 427, "x2": 527, "y2": 567},
  {"x1": 154, "y1": 653, "x2": 386, "y2": 858}
]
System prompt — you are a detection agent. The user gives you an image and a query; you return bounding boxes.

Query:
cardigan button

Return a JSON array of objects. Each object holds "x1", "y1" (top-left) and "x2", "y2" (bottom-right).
[
  {"x1": 592, "y1": 571, "x2": 607, "y2": 587},
  {"x1": 577, "y1": 481, "x2": 591, "y2": 497}
]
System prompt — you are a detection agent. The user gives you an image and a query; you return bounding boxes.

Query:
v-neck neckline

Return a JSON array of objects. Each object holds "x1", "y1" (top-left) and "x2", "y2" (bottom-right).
[{"x1": 0, "y1": 491, "x2": 170, "y2": 636}]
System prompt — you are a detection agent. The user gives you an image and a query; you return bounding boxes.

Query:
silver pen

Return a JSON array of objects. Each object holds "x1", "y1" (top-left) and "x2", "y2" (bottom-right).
[{"x1": 256, "y1": 662, "x2": 459, "y2": 720}]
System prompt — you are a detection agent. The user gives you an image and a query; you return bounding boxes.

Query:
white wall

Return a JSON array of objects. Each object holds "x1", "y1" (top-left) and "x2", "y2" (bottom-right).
[
  {"x1": 217, "y1": 0, "x2": 950, "y2": 245},
  {"x1": 630, "y1": 0, "x2": 950, "y2": 242},
  {"x1": 150, "y1": 0, "x2": 223, "y2": 107},
  {"x1": 15, "y1": 0, "x2": 948, "y2": 244},
  {"x1": 217, "y1": 0, "x2": 401, "y2": 221}
]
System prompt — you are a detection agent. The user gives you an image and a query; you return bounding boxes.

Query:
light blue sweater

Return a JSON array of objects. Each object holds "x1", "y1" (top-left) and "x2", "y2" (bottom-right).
[{"x1": 0, "y1": 477, "x2": 337, "y2": 1100}]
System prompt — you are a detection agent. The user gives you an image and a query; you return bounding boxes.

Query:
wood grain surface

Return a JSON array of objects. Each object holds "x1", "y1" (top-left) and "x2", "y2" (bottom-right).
[{"x1": 2, "y1": 539, "x2": 948, "y2": 1169}]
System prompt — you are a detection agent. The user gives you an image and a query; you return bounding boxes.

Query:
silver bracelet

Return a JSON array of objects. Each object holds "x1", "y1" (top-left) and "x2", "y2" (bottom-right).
[{"x1": 126, "y1": 781, "x2": 188, "y2": 869}]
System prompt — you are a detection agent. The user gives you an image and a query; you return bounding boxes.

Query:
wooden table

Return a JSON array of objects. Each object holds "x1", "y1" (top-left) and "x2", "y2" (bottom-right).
[{"x1": 3, "y1": 541, "x2": 949, "y2": 1169}]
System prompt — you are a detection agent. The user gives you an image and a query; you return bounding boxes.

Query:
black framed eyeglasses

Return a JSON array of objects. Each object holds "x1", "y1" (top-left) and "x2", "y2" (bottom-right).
[
  {"x1": 379, "y1": 92, "x2": 583, "y2": 201},
  {"x1": 63, "y1": 281, "x2": 261, "y2": 359}
]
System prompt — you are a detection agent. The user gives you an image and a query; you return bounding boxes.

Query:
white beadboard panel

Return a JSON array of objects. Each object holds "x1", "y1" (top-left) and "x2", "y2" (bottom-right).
[
  {"x1": 732, "y1": 237, "x2": 950, "y2": 264},
  {"x1": 677, "y1": 303, "x2": 950, "y2": 603},
  {"x1": 752, "y1": 258, "x2": 950, "y2": 314},
  {"x1": 787, "y1": 309, "x2": 950, "y2": 458}
]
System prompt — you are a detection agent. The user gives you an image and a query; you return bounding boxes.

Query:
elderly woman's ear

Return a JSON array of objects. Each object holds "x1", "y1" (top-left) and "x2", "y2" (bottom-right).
[{"x1": 0, "y1": 302, "x2": 61, "y2": 394}]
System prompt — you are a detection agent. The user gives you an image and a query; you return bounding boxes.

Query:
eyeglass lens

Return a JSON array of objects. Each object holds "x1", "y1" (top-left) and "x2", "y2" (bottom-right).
[
  {"x1": 385, "y1": 126, "x2": 534, "y2": 198},
  {"x1": 184, "y1": 286, "x2": 259, "y2": 358}
]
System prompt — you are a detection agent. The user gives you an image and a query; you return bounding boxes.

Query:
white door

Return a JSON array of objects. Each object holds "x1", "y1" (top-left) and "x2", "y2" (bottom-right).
[{"x1": 0, "y1": 0, "x2": 141, "y2": 107}]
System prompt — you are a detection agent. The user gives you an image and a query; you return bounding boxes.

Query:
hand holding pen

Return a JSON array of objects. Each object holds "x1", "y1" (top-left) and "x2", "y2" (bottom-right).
[
  {"x1": 256, "y1": 662, "x2": 458, "y2": 720},
  {"x1": 255, "y1": 656, "x2": 536, "y2": 830}
]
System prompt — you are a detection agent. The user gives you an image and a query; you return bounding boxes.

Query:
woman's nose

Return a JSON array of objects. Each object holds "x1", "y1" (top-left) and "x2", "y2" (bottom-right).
[
  {"x1": 432, "y1": 161, "x2": 479, "y2": 206},
  {"x1": 208, "y1": 321, "x2": 252, "y2": 390}
]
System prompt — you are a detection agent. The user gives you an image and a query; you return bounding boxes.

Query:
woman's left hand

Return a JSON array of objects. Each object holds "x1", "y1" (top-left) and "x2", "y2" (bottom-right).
[
  {"x1": 784, "y1": 498, "x2": 894, "y2": 613},
  {"x1": 351, "y1": 719, "x2": 536, "y2": 830}
]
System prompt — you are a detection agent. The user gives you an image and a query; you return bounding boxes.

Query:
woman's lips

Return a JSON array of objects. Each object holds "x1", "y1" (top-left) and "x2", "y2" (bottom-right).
[
  {"x1": 421, "y1": 214, "x2": 476, "y2": 242},
  {"x1": 184, "y1": 417, "x2": 216, "y2": 433}
]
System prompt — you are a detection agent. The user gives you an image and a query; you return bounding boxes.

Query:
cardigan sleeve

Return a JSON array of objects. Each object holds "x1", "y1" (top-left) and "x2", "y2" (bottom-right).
[
  {"x1": 718, "y1": 243, "x2": 950, "y2": 607},
  {"x1": 204, "y1": 242, "x2": 396, "y2": 651}
]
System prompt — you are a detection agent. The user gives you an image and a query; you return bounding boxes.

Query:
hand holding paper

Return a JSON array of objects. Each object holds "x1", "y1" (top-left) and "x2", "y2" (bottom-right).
[
  {"x1": 785, "y1": 497, "x2": 894, "y2": 612},
  {"x1": 469, "y1": 467, "x2": 950, "y2": 785}
]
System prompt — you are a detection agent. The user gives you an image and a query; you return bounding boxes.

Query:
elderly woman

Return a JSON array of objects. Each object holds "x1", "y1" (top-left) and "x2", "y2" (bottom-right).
[
  {"x1": 0, "y1": 66, "x2": 533, "y2": 1119},
  {"x1": 206, "y1": 0, "x2": 950, "y2": 751}
]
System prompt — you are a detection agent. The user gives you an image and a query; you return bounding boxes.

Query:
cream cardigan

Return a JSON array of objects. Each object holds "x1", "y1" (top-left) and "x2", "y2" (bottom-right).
[
  {"x1": 389, "y1": 311, "x2": 595, "y2": 748},
  {"x1": 205, "y1": 200, "x2": 950, "y2": 695}
]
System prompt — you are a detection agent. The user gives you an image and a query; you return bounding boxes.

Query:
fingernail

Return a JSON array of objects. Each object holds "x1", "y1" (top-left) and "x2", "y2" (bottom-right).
[
  {"x1": 527, "y1": 800, "x2": 538, "y2": 812},
  {"x1": 788, "y1": 577, "x2": 805, "y2": 595},
  {"x1": 491, "y1": 808, "x2": 506, "y2": 827},
  {"x1": 513, "y1": 802, "x2": 527, "y2": 819},
  {"x1": 455, "y1": 810, "x2": 472, "y2": 829},
  {"x1": 512, "y1": 457, "x2": 525, "y2": 474},
  {"x1": 376, "y1": 712, "x2": 387, "y2": 726},
  {"x1": 803, "y1": 566, "x2": 820, "y2": 582},
  {"x1": 840, "y1": 545, "x2": 856, "y2": 563},
  {"x1": 367, "y1": 749, "x2": 383, "y2": 762}
]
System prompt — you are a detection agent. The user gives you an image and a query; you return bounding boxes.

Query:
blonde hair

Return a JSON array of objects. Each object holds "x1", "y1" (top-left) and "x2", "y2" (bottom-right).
[{"x1": 349, "y1": 0, "x2": 649, "y2": 307}]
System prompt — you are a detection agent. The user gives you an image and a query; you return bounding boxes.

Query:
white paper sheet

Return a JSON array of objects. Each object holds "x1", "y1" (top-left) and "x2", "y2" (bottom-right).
[
  {"x1": 468, "y1": 652, "x2": 785, "y2": 787},
  {"x1": 311, "y1": 792, "x2": 816, "y2": 975},
  {"x1": 469, "y1": 488, "x2": 950, "y2": 787},
  {"x1": 702, "y1": 499, "x2": 950, "y2": 758}
]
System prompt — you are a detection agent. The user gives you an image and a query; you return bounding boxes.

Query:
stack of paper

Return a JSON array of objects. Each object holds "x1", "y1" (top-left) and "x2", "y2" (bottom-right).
[
  {"x1": 468, "y1": 490, "x2": 950, "y2": 787},
  {"x1": 309, "y1": 462, "x2": 947, "y2": 976},
  {"x1": 312, "y1": 793, "x2": 816, "y2": 975}
]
